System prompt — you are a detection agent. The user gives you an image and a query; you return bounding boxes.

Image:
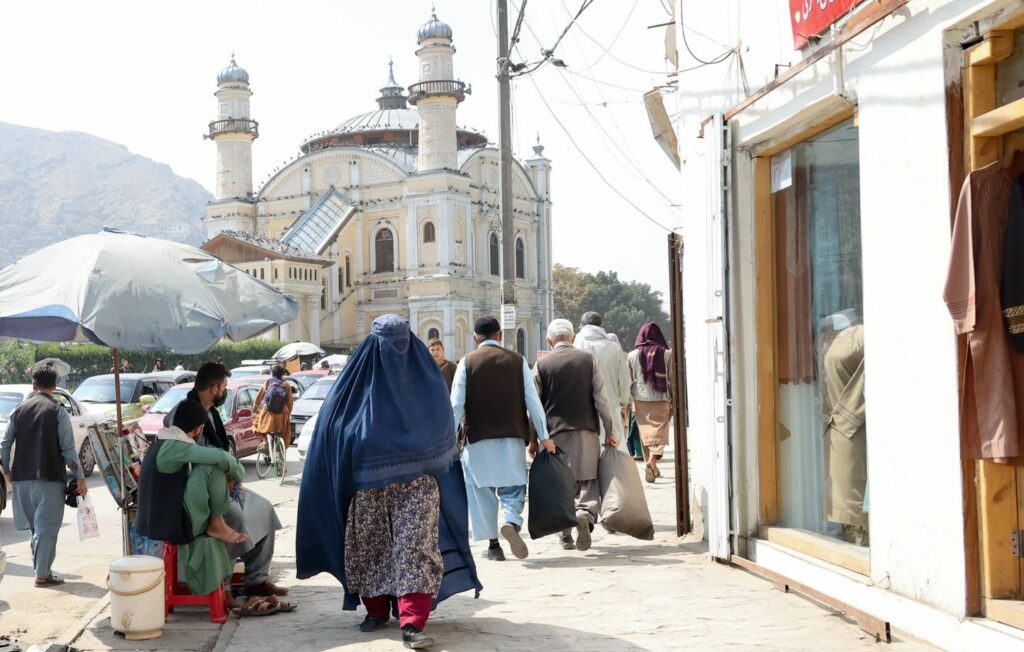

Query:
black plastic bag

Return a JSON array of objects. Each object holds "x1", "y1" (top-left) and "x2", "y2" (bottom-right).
[{"x1": 527, "y1": 447, "x2": 578, "y2": 539}]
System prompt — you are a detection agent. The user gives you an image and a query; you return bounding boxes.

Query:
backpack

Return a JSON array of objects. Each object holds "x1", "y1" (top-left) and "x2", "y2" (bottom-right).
[{"x1": 265, "y1": 382, "x2": 288, "y2": 414}]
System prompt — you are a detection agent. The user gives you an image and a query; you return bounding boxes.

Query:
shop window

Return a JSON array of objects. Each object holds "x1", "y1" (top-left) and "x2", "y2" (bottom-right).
[
  {"x1": 770, "y1": 119, "x2": 868, "y2": 547},
  {"x1": 423, "y1": 221, "x2": 436, "y2": 243},
  {"x1": 489, "y1": 233, "x2": 500, "y2": 276},
  {"x1": 515, "y1": 237, "x2": 525, "y2": 279},
  {"x1": 375, "y1": 228, "x2": 395, "y2": 273}
]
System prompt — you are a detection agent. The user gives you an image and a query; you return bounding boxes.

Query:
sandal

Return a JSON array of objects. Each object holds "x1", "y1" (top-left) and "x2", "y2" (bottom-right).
[
  {"x1": 35, "y1": 575, "x2": 65, "y2": 587},
  {"x1": 645, "y1": 467, "x2": 655, "y2": 483},
  {"x1": 235, "y1": 595, "x2": 295, "y2": 617}
]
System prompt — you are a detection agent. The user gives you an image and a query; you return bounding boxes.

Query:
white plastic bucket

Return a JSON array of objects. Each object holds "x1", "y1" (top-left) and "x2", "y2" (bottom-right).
[{"x1": 108, "y1": 555, "x2": 165, "y2": 640}]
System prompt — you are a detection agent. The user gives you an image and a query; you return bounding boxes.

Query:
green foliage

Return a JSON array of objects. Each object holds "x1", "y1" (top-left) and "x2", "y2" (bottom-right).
[
  {"x1": 0, "y1": 339, "x2": 34, "y2": 384},
  {"x1": 552, "y1": 264, "x2": 670, "y2": 351},
  {"x1": 0, "y1": 339, "x2": 285, "y2": 389}
]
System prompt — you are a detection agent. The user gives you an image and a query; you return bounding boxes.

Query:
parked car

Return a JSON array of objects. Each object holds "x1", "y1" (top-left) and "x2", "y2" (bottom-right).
[
  {"x1": 229, "y1": 359, "x2": 277, "y2": 379},
  {"x1": 297, "y1": 412, "x2": 318, "y2": 459},
  {"x1": 72, "y1": 371, "x2": 194, "y2": 421},
  {"x1": 135, "y1": 379, "x2": 265, "y2": 458},
  {"x1": 0, "y1": 384, "x2": 108, "y2": 477},
  {"x1": 289, "y1": 375, "x2": 337, "y2": 444},
  {"x1": 289, "y1": 369, "x2": 329, "y2": 390},
  {"x1": 0, "y1": 528, "x2": 5, "y2": 584}
]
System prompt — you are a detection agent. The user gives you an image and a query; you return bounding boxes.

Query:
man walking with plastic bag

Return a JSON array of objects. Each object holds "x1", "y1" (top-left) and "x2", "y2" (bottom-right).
[
  {"x1": 451, "y1": 316, "x2": 552, "y2": 561},
  {"x1": 533, "y1": 319, "x2": 619, "y2": 551},
  {"x1": 0, "y1": 366, "x2": 87, "y2": 587}
]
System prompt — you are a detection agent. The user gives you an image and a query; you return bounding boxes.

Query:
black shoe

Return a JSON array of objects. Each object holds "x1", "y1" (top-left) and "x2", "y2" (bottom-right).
[
  {"x1": 500, "y1": 522, "x2": 529, "y2": 559},
  {"x1": 359, "y1": 614, "x2": 390, "y2": 632},
  {"x1": 402, "y1": 625, "x2": 435, "y2": 649},
  {"x1": 486, "y1": 544, "x2": 506, "y2": 561}
]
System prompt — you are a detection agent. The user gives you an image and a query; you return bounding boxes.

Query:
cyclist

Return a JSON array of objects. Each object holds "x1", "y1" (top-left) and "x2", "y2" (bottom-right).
[{"x1": 254, "y1": 365, "x2": 294, "y2": 448}]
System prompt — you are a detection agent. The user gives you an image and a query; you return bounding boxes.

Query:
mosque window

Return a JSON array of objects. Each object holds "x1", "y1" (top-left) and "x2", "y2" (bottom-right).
[
  {"x1": 337, "y1": 266, "x2": 344, "y2": 292},
  {"x1": 423, "y1": 221, "x2": 436, "y2": 244},
  {"x1": 345, "y1": 256, "x2": 352, "y2": 287},
  {"x1": 489, "y1": 233, "x2": 499, "y2": 276},
  {"x1": 516, "y1": 328, "x2": 526, "y2": 356},
  {"x1": 515, "y1": 237, "x2": 525, "y2": 279},
  {"x1": 428, "y1": 327, "x2": 440, "y2": 341},
  {"x1": 375, "y1": 229, "x2": 395, "y2": 273}
]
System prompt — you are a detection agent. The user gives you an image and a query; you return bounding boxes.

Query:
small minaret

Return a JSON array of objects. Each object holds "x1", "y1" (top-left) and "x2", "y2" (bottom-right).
[
  {"x1": 409, "y1": 9, "x2": 466, "y2": 172},
  {"x1": 207, "y1": 55, "x2": 258, "y2": 201},
  {"x1": 377, "y1": 58, "x2": 408, "y2": 110},
  {"x1": 527, "y1": 135, "x2": 553, "y2": 326}
]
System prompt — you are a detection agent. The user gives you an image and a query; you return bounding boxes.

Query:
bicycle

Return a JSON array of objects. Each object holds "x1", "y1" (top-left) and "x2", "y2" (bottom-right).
[{"x1": 255, "y1": 431, "x2": 287, "y2": 484}]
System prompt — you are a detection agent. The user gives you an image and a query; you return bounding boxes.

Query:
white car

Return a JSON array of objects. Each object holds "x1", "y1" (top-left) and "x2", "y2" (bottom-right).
[
  {"x1": 297, "y1": 412, "x2": 318, "y2": 459},
  {"x1": 291, "y1": 375, "x2": 337, "y2": 444},
  {"x1": 0, "y1": 384, "x2": 110, "y2": 477}
]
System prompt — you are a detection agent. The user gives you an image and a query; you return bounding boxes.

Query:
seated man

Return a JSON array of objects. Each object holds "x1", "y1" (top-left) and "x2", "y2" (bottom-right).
[
  {"x1": 166, "y1": 362, "x2": 287, "y2": 597},
  {"x1": 138, "y1": 399, "x2": 247, "y2": 595}
]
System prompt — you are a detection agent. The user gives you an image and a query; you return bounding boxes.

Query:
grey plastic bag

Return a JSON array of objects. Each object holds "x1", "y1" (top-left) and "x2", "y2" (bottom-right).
[{"x1": 598, "y1": 446, "x2": 655, "y2": 540}]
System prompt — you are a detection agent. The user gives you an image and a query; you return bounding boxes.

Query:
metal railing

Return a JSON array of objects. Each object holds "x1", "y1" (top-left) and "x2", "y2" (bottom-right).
[
  {"x1": 206, "y1": 118, "x2": 259, "y2": 139},
  {"x1": 407, "y1": 80, "x2": 467, "y2": 104}
]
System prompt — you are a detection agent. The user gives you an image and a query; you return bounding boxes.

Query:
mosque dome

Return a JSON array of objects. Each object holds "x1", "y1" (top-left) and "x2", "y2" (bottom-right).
[
  {"x1": 217, "y1": 57, "x2": 250, "y2": 85},
  {"x1": 417, "y1": 10, "x2": 453, "y2": 43}
]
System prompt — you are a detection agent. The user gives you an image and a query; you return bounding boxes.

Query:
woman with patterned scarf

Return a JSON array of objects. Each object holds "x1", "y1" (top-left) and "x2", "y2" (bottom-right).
[{"x1": 627, "y1": 322, "x2": 673, "y2": 483}]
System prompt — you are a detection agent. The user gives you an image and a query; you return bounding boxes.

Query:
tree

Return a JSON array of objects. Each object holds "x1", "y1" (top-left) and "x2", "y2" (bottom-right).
[{"x1": 552, "y1": 264, "x2": 670, "y2": 350}]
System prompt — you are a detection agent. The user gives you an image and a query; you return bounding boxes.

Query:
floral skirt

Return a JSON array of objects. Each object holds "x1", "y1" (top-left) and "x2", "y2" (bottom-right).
[{"x1": 345, "y1": 474, "x2": 443, "y2": 598}]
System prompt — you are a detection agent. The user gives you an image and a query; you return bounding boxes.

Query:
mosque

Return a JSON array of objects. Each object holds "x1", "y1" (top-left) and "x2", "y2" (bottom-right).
[{"x1": 200, "y1": 10, "x2": 554, "y2": 360}]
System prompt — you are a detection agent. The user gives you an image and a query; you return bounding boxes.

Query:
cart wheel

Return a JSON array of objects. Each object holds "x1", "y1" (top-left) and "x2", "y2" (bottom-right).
[{"x1": 79, "y1": 440, "x2": 96, "y2": 478}]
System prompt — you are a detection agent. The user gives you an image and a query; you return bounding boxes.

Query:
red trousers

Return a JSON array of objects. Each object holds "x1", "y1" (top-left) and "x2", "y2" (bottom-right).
[{"x1": 361, "y1": 593, "x2": 433, "y2": 631}]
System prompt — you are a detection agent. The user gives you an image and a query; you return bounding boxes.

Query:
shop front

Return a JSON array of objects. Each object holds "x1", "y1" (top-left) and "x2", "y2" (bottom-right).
[{"x1": 673, "y1": 0, "x2": 1024, "y2": 648}]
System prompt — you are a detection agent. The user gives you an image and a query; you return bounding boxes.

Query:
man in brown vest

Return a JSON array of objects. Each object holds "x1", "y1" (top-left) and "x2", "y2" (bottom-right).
[
  {"x1": 451, "y1": 316, "x2": 553, "y2": 561},
  {"x1": 533, "y1": 319, "x2": 620, "y2": 551},
  {"x1": 1, "y1": 367, "x2": 88, "y2": 587}
]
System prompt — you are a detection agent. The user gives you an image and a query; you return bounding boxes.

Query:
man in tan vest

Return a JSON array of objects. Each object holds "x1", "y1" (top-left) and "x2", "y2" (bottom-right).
[{"x1": 451, "y1": 316, "x2": 553, "y2": 561}]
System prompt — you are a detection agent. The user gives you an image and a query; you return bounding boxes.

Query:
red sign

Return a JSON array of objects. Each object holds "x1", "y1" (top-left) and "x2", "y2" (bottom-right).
[{"x1": 789, "y1": 0, "x2": 866, "y2": 49}]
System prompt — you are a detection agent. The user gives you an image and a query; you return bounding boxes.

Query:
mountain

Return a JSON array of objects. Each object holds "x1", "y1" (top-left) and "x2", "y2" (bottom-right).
[{"x1": 0, "y1": 121, "x2": 210, "y2": 268}]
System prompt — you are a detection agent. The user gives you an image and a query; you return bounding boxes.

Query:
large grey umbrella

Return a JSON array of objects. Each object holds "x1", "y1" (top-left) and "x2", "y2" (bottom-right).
[
  {"x1": 273, "y1": 341, "x2": 325, "y2": 360},
  {"x1": 0, "y1": 229, "x2": 299, "y2": 553}
]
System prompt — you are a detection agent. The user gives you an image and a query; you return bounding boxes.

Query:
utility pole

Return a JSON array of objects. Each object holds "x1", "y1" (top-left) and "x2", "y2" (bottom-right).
[{"x1": 496, "y1": 0, "x2": 517, "y2": 349}]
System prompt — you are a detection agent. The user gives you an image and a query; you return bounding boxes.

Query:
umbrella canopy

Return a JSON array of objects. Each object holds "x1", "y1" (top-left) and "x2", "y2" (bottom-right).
[
  {"x1": 274, "y1": 342, "x2": 325, "y2": 360},
  {"x1": 0, "y1": 229, "x2": 300, "y2": 354},
  {"x1": 32, "y1": 357, "x2": 71, "y2": 378}
]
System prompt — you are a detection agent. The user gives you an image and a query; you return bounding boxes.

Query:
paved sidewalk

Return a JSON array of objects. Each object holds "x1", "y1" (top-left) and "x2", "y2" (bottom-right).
[{"x1": 67, "y1": 448, "x2": 934, "y2": 651}]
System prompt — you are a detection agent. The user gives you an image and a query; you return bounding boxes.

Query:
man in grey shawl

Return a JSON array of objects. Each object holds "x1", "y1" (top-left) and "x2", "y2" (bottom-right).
[{"x1": 573, "y1": 311, "x2": 630, "y2": 451}]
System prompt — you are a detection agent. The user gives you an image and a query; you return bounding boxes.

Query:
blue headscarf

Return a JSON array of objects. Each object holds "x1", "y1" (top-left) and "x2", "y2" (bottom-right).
[{"x1": 296, "y1": 314, "x2": 481, "y2": 609}]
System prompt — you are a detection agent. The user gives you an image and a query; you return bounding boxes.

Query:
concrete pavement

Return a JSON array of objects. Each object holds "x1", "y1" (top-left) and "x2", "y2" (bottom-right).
[{"x1": 57, "y1": 443, "x2": 934, "y2": 651}]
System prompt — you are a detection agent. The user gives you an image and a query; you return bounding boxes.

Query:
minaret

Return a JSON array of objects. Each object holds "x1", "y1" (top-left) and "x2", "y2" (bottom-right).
[
  {"x1": 527, "y1": 135, "x2": 554, "y2": 326},
  {"x1": 377, "y1": 58, "x2": 408, "y2": 110},
  {"x1": 409, "y1": 9, "x2": 466, "y2": 171},
  {"x1": 208, "y1": 55, "x2": 258, "y2": 201}
]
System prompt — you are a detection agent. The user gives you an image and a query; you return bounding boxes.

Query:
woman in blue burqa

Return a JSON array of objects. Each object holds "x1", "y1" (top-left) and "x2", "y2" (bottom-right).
[{"x1": 297, "y1": 314, "x2": 481, "y2": 649}]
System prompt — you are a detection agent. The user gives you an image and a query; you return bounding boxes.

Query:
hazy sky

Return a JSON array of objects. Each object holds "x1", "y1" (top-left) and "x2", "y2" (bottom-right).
[{"x1": 0, "y1": 0, "x2": 681, "y2": 301}]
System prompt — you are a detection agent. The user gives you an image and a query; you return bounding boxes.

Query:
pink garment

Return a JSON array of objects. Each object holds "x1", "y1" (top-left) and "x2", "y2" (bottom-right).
[{"x1": 944, "y1": 161, "x2": 1024, "y2": 461}]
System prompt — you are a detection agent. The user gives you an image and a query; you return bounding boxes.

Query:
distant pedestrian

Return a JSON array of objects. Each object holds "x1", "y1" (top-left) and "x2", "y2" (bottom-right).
[
  {"x1": 427, "y1": 338, "x2": 457, "y2": 393},
  {"x1": 111, "y1": 357, "x2": 133, "y2": 374},
  {"x1": 254, "y1": 365, "x2": 294, "y2": 448},
  {"x1": 628, "y1": 323, "x2": 673, "y2": 483},
  {"x1": 297, "y1": 315, "x2": 480, "y2": 650},
  {"x1": 451, "y1": 316, "x2": 552, "y2": 561},
  {"x1": 319, "y1": 359, "x2": 330, "y2": 371},
  {"x1": 574, "y1": 312, "x2": 630, "y2": 452},
  {"x1": 152, "y1": 358, "x2": 167, "y2": 372},
  {"x1": 0, "y1": 366, "x2": 87, "y2": 587},
  {"x1": 533, "y1": 319, "x2": 619, "y2": 551},
  {"x1": 174, "y1": 360, "x2": 186, "y2": 372}
]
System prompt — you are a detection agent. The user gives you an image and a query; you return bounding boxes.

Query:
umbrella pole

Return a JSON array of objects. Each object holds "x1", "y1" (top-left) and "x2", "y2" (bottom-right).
[{"x1": 113, "y1": 349, "x2": 129, "y2": 556}]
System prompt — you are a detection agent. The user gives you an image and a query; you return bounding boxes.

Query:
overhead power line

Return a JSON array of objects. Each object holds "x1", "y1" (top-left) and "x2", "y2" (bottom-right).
[{"x1": 525, "y1": 73, "x2": 672, "y2": 233}]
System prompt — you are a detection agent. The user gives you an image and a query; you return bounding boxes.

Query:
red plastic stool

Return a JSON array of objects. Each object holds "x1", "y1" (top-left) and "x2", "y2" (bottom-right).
[{"x1": 163, "y1": 543, "x2": 228, "y2": 624}]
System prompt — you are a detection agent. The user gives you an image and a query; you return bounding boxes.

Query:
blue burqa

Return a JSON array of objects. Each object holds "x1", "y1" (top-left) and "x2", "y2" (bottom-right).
[{"x1": 296, "y1": 314, "x2": 481, "y2": 610}]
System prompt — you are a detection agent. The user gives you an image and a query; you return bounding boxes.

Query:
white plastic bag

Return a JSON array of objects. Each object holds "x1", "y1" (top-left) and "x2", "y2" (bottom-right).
[{"x1": 77, "y1": 494, "x2": 100, "y2": 540}]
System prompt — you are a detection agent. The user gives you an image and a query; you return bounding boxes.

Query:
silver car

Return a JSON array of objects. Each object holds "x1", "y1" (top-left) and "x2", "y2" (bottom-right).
[{"x1": 290, "y1": 375, "x2": 337, "y2": 444}]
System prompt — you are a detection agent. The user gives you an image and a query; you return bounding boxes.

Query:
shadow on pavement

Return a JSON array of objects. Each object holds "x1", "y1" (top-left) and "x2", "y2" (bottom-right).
[{"x1": 518, "y1": 543, "x2": 687, "y2": 570}]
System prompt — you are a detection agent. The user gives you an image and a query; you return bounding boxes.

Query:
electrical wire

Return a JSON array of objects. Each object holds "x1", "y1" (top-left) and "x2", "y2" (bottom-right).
[
  {"x1": 525, "y1": 73, "x2": 672, "y2": 233},
  {"x1": 576, "y1": 0, "x2": 638, "y2": 74},
  {"x1": 678, "y1": 0, "x2": 735, "y2": 66},
  {"x1": 556, "y1": 0, "x2": 668, "y2": 75}
]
